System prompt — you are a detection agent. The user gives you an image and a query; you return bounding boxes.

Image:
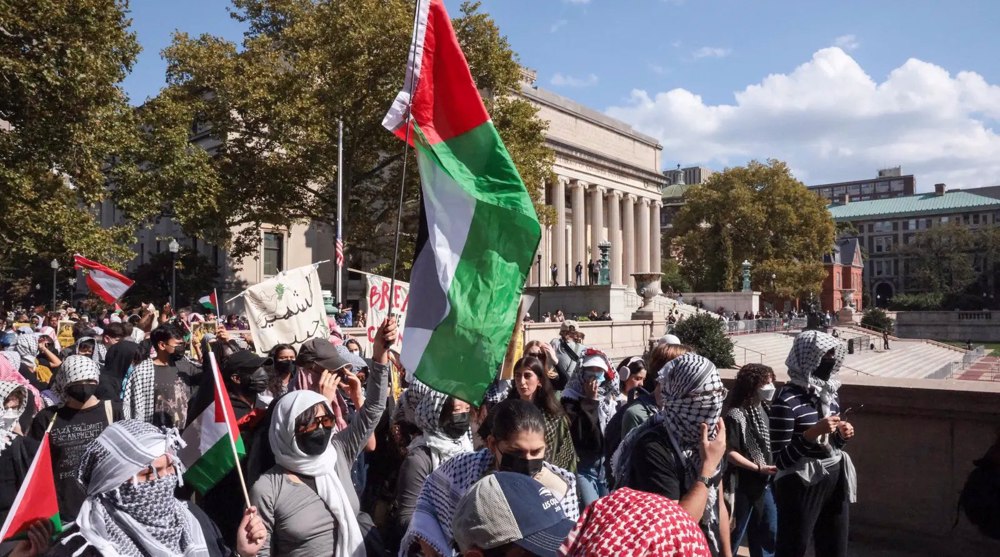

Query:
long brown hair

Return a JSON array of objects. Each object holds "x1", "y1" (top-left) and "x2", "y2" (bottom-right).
[
  {"x1": 643, "y1": 343, "x2": 693, "y2": 392},
  {"x1": 508, "y1": 356, "x2": 563, "y2": 418},
  {"x1": 523, "y1": 340, "x2": 553, "y2": 373},
  {"x1": 725, "y1": 363, "x2": 776, "y2": 411}
]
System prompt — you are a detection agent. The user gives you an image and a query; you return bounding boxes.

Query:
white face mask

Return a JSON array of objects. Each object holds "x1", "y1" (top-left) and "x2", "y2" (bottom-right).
[{"x1": 757, "y1": 383, "x2": 776, "y2": 402}]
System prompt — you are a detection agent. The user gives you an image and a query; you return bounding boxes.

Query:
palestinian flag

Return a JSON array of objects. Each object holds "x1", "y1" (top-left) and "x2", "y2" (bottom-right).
[
  {"x1": 198, "y1": 291, "x2": 218, "y2": 311},
  {"x1": 73, "y1": 254, "x2": 134, "y2": 305},
  {"x1": 0, "y1": 434, "x2": 62, "y2": 541},
  {"x1": 179, "y1": 352, "x2": 246, "y2": 494},
  {"x1": 382, "y1": 0, "x2": 541, "y2": 403}
]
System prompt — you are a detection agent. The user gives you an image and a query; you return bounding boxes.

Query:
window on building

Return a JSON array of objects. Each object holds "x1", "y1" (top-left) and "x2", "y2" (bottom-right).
[
  {"x1": 821, "y1": 188, "x2": 832, "y2": 197},
  {"x1": 861, "y1": 184, "x2": 874, "y2": 195},
  {"x1": 973, "y1": 213, "x2": 981, "y2": 225},
  {"x1": 263, "y1": 232, "x2": 284, "y2": 276},
  {"x1": 873, "y1": 221, "x2": 892, "y2": 233},
  {"x1": 891, "y1": 180, "x2": 904, "y2": 191},
  {"x1": 941, "y1": 216, "x2": 949, "y2": 224},
  {"x1": 874, "y1": 236, "x2": 893, "y2": 253},
  {"x1": 848, "y1": 185, "x2": 861, "y2": 195},
  {"x1": 876, "y1": 182, "x2": 890, "y2": 193}
]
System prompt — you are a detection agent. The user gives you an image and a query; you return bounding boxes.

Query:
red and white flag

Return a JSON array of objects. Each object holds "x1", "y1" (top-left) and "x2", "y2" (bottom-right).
[
  {"x1": 73, "y1": 254, "x2": 134, "y2": 304},
  {"x1": 335, "y1": 237, "x2": 345, "y2": 268}
]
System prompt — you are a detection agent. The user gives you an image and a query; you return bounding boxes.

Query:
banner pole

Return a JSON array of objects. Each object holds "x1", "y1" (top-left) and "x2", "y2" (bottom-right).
[{"x1": 337, "y1": 119, "x2": 344, "y2": 305}]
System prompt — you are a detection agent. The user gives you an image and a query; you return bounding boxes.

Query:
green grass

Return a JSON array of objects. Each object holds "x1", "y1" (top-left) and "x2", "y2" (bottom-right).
[{"x1": 942, "y1": 341, "x2": 1000, "y2": 357}]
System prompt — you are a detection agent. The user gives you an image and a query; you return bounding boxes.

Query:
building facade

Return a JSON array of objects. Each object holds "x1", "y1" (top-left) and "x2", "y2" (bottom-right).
[
  {"x1": 519, "y1": 83, "x2": 667, "y2": 290},
  {"x1": 821, "y1": 237, "x2": 864, "y2": 313},
  {"x1": 828, "y1": 184, "x2": 1000, "y2": 306},
  {"x1": 660, "y1": 164, "x2": 714, "y2": 230},
  {"x1": 810, "y1": 167, "x2": 915, "y2": 204}
]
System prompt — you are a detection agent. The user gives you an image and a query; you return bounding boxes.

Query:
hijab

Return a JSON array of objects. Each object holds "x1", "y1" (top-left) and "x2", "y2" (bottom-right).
[
  {"x1": 104, "y1": 340, "x2": 141, "y2": 383},
  {"x1": 0, "y1": 381, "x2": 28, "y2": 451},
  {"x1": 51, "y1": 355, "x2": 100, "y2": 401},
  {"x1": 269, "y1": 390, "x2": 364, "y2": 557},
  {"x1": 411, "y1": 388, "x2": 473, "y2": 467},
  {"x1": 0, "y1": 352, "x2": 42, "y2": 410},
  {"x1": 15, "y1": 334, "x2": 37, "y2": 371}
]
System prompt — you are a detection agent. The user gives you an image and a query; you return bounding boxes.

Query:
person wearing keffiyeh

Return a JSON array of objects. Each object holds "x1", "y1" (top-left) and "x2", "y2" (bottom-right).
[
  {"x1": 612, "y1": 353, "x2": 731, "y2": 557},
  {"x1": 560, "y1": 349, "x2": 618, "y2": 507},
  {"x1": 770, "y1": 330, "x2": 856, "y2": 557}
]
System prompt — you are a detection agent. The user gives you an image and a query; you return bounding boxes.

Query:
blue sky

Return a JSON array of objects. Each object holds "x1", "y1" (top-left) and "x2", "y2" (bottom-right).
[{"x1": 123, "y1": 0, "x2": 1000, "y2": 190}]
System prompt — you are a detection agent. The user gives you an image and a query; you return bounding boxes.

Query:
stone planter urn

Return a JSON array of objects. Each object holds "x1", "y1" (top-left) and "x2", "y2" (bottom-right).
[{"x1": 631, "y1": 272, "x2": 664, "y2": 320}]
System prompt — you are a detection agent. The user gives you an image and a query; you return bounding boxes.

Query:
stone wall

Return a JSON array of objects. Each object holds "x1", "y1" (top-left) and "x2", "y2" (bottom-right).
[
  {"x1": 896, "y1": 310, "x2": 1000, "y2": 342},
  {"x1": 684, "y1": 291, "x2": 761, "y2": 315}
]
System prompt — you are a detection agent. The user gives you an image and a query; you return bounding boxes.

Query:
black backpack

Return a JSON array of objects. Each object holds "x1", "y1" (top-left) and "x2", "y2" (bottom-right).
[{"x1": 957, "y1": 437, "x2": 1000, "y2": 540}]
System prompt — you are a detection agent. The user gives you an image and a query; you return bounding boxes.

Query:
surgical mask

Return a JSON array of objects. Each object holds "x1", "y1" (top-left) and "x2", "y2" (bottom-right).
[
  {"x1": 757, "y1": 383, "x2": 775, "y2": 402},
  {"x1": 498, "y1": 451, "x2": 544, "y2": 477},
  {"x1": 66, "y1": 383, "x2": 98, "y2": 403},
  {"x1": 442, "y1": 412, "x2": 470, "y2": 439},
  {"x1": 296, "y1": 427, "x2": 332, "y2": 456},
  {"x1": 274, "y1": 360, "x2": 296, "y2": 376},
  {"x1": 240, "y1": 368, "x2": 269, "y2": 394},
  {"x1": 1, "y1": 409, "x2": 20, "y2": 431},
  {"x1": 814, "y1": 358, "x2": 837, "y2": 382}
]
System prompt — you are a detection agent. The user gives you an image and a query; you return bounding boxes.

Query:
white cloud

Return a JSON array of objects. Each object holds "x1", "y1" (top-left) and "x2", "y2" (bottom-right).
[
  {"x1": 550, "y1": 19, "x2": 568, "y2": 33},
  {"x1": 606, "y1": 47, "x2": 1000, "y2": 189},
  {"x1": 551, "y1": 72, "x2": 599, "y2": 88},
  {"x1": 834, "y1": 34, "x2": 860, "y2": 51},
  {"x1": 649, "y1": 63, "x2": 669, "y2": 76},
  {"x1": 692, "y1": 46, "x2": 732, "y2": 59}
]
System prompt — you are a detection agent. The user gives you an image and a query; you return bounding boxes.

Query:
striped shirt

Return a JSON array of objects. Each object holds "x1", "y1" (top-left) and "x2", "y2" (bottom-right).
[{"x1": 769, "y1": 384, "x2": 846, "y2": 470}]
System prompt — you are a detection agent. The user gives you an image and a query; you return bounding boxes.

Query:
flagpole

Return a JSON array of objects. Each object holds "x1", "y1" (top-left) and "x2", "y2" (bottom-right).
[
  {"x1": 337, "y1": 119, "x2": 344, "y2": 305},
  {"x1": 213, "y1": 288, "x2": 219, "y2": 316},
  {"x1": 387, "y1": 0, "x2": 424, "y2": 317},
  {"x1": 208, "y1": 352, "x2": 252, "y2": 509}
]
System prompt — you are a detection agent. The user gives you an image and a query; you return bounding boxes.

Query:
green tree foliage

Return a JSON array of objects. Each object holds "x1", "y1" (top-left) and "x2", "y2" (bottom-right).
[
  {"x1": 660, "y1": 258, "x2": 691, "y2": 293},
  {"x1": 121, "y1": 248, "x2": 220, "y2": 307},
  {"x1": 0, "y1": 0, "x2": 142, "y2": 271},
  {"x1": 888, "y1": 292, "x2": 945, "y2": 311},
  {"x1": 140, "y1": 0, "x2": 554, "y2": 273},
  {"x1": 673, "y1": 313, "x2": 736, "y2": 368},
  {"x1": 898, "y1": 223, "x2": 977, "y2": 296},
  {"x1": 672, "y1": 160, "x2": 834, "y2": 298},
  {"x1": 860, "y1": 307, "x2": 894, "y2": 333}
]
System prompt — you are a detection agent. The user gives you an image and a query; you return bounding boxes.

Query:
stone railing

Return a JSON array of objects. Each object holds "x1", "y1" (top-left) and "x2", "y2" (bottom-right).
[{"x1": 896, "y1": 311, "x2": 1000, "y2": 342}]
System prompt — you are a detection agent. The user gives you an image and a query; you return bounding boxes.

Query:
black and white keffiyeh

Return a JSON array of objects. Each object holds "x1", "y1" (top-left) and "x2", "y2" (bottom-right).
[
  {"x1": 15, "y1": 334, "x2": 37, "y2": 371},
  {"x1": 0, "y1": 381, "x2": 27, "y2": 451},
  {"x1": 561, "y1": 350, "x2": 619, "y2": 432},
  {"x1": 412, "y1": 387, "x2": 473, "y2": 468},
  {"x1": 50, "y1": 354, "x2": 100, "y2": 400},
  {"x1": 726, "y1": 404, "x2": 770, "y2": 467},
  {"x1": 122, "y1": 359, "x2": 156, "y2": 422},
  {"x1": 67, "y1": 419, "x2": 209, "y2": 557},
  {"x1": 786, "y1": 330, "x2": 845, "y2": 414},
  {"x1": 400, "y1": 449, "x2": 579, "y2": 556},
  {"x1": 612, "y1": 353, "x2": 725, "y2": 554}
]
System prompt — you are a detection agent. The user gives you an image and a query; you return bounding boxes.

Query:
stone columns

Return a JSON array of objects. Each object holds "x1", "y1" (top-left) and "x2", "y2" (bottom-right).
[
  {"x1": 623, "y1": 194, "x2": 636, "y2": 288},
  {"x1": 650, "y1": 201, "x2": 662, "y2": 274},
  {"x1": 609, "y1": 191, "x2": 622, "y2": 286},
  {"x1": 637, "y1": 197, "x2": 651, "y2": 273},
  {"x1": 571, "y1": 180, "x2": 586, "y2": 283},
  {"x1": 590, "y1": 186, "x2": 605, "y2": 264},
  {"x1": 552, "y1": 179, "x2": 566, "y2": 286}
]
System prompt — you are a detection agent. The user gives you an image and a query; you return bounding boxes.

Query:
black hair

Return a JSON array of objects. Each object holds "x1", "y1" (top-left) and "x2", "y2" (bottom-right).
[
  {"x1": 486, "y1": 398, "x2": 545, "y2": 442},
  {"x1": 439, "y1": 396, "x2": 460, "y2": 427},
  {"x1": 294, "y1": 402, "x2": 327, "y2": 432},
  {"x1": 103, "y1": 322, "x2": 127, "y2": 339},
  {"x1": 121, "y1": 322, "x2": 134, "y2": 337},
  {"x1": 507, "y1": 356, "x2": 563, "y2": 419},
  {"x1": 71, "y1": 321, "x2": 93, "y2": 341},
  {"x1": 344, "y1": 338, "x2": 361, "y2": 351},
  {"x1": 269, "y1": 343, "x2": 297, "y2": 359},
  {"x1": 150, "y1": 324, "x2": 184, "y2": 347}
]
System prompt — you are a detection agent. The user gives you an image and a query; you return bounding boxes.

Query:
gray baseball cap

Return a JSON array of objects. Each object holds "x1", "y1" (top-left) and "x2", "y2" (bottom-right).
[{"x1": 296, "y1": 338, "x2": 352, "y2": 372}]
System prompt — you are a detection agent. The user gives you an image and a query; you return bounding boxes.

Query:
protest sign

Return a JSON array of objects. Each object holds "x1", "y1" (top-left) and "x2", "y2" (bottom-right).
[
  {"x1": 189, "y1": 321, "x2": 216, "y2": 357},
  {"x1": 56, "y1": 321, "x2": 75, "y2": 350},
  {"x1": 364, "y1": 274, "x2": 409, "y2": 347},
  {"x1": 243, "y1": 265, "x2": 329, "y2": 354}
]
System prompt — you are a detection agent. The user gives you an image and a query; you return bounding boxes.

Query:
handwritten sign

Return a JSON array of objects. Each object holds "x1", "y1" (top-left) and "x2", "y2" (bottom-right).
[
  {"x1": 243, "y1": 265, "x2": 329, "y2": 354},
  {"x1": 365, "y1": 274, "x2": 409, "y2": 347},
  {"x1": 57, "y1": 320, "x2": 76, "y2": 351}
]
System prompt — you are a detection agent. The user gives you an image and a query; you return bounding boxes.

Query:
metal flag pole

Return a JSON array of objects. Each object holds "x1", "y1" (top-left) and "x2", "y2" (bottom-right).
[
  {"x1": 387, "y1": 0, "x2": 423, "y2": 318},
  {"x1": 337, "y1": 119, "x2": 344, "y2": 305}
]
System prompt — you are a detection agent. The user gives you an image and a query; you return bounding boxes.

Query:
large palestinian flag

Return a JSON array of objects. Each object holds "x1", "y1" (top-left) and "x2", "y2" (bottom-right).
[{"x1": 382, "y1": 0, "x2": 541, "y2": 403}]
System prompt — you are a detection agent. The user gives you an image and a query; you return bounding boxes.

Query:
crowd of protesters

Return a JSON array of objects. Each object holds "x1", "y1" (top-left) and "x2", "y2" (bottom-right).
[{"x1": 0, "y1": 300, "x2": 856, "y2": 557}]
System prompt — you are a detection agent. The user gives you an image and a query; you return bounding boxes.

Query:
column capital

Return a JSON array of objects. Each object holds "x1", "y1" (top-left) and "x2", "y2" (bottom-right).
[
  {"x1": 570, "y1": 179, "x2": 587, "y2": 190},
  {"x1": 639, "y1": 197, "x2": 652, "y2": 207},
  {"x1": 590, "y1": 184, "x2": 607, "y2": 195},
  {"x1": 556, "y1": 176, "x2": 571, "y2": 187},
  {"x1": 624, "y1": 193, "x2": 637, "y2": 203},
  {"x1": 611, "y1": 190, "x2": 623, "y2": 199}
]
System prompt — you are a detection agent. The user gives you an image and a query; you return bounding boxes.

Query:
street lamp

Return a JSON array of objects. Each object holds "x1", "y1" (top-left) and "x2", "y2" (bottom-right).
[
  {"x1": 50, "y1": 259, "x2": 59, "y2": 311},
  {"x1": 168, "y1": 239, "x2": 180, "y2": 306}
]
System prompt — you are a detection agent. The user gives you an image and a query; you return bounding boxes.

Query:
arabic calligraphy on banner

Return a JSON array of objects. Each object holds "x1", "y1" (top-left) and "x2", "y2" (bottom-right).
[
  {"x1": 243, "y1": 265, "x2": 330, "y2": 354},
  {"x1": 365, "y1": 273, "x2": 409, "y2": 347}
]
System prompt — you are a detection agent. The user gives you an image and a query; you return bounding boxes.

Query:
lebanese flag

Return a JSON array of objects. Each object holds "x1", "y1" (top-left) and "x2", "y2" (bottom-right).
[
  {"x1": 198, "y1": 292, "x2": 218, "y2": 311},
  {"x1": 0, "y1": 434, "x2": 62, "y2": 541},
  {"x1": 73, "y1": 254, "x2": 134, "y2": 304},
  {"x1": 179, "y1": 352, "x2": 246, "y2": 494},
  {"x1": 381, "y1": 0, "x2": 541, "y2": 403}
]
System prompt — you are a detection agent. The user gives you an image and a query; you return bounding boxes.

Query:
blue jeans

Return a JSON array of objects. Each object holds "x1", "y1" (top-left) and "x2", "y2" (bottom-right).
[
  {"x1": 576, "y1": 458, "x2": 608, "y2": 508},
  {"x1": 731, "y1": 481, "x2": 777, "y2": 557}
]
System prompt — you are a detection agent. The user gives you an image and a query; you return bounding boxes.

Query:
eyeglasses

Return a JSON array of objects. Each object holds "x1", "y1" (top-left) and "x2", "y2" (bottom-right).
[{"x1": 297, "y1": 414, "x2": 334, "y2": 434}]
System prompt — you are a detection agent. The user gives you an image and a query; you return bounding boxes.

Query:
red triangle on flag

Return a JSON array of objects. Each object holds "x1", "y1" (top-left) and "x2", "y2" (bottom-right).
[{"x1": 0, "y1": 434, "x2": 63, "y2": 541}]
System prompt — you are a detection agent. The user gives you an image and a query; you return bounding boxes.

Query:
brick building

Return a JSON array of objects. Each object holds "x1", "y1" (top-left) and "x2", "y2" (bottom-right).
[{"x1": 822, "y1": 237, "x2": 864, "y2": 313}]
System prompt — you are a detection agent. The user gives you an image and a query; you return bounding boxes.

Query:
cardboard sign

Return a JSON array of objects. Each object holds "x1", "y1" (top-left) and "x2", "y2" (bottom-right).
[
  {"x1": 189, "y1": 321, "x2": 216, "y2": 357},
  {"x1": 365, "y1": 274, "x2": 409, "y2": 347},
  {"x1": 243, "y1": 265, "x2": 329, "y2": 354},
  {"x1": 57, "y1": 320, "x2": 75, "y2": 350}
]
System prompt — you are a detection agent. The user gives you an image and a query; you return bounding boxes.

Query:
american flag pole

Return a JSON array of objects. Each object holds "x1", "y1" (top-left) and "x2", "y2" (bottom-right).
[{"x1": 336, "y1": 119, "x2": 344, "y2": 304}]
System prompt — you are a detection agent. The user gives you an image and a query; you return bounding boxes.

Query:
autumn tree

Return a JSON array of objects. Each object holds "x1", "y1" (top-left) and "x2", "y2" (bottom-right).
[
  {"x1": 136, "y1": 0, "x2": 554, "y2": 276},
  {"x1": 671, "y1": 160, "x2": 834, "y2": 298}
]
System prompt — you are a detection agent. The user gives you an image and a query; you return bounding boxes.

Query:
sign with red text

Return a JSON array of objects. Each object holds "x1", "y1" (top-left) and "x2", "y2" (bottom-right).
[{"x1": 365, "y1": 274, "x2": 409, "y2": 347}]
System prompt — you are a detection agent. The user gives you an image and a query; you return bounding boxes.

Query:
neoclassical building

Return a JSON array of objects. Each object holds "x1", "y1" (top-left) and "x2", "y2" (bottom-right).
[{"x1": 519, "y1": 81, "x2": 666, "y2": 290}]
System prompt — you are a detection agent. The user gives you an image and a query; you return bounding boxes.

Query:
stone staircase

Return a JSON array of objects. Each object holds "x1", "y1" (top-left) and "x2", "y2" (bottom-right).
[{"x1": 622, "y1": 291, "x2": 719, "y2": 320}]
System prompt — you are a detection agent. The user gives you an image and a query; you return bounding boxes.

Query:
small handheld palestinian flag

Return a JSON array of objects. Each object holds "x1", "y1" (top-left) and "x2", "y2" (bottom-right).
[
  {"x1": 198, "y1": 291, "x2": 219, "y2": 312},
  {"x1": 0, "y1": 433, "x2": 62, "y2": 541}
]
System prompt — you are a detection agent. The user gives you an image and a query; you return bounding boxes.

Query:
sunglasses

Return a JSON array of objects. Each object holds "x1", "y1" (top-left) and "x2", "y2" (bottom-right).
[
  {"x1": 297, "y1": 414, "x2": 334, "y2": 434},
  {"x1": 525, "y1": 351, "x2": 545, "y2": 358}
]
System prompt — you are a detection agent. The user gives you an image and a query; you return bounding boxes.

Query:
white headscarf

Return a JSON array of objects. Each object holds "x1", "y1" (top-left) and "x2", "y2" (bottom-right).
[
  {"x1": 269, "y1": 390, "x2": 365, "y2": 557},
  {"x1": 411, "y1": 388, "x2": 473, "y2": 467}
]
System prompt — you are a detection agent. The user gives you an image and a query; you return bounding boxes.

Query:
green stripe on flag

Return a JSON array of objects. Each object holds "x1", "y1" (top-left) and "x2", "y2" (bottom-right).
[{"x1": 184, "y1": 434, "x2": 246, "y2": 494}]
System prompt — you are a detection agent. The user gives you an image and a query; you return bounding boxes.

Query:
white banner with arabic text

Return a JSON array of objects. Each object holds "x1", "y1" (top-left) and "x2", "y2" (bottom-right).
[{"x1": 244, "y1": 265, "x2": 329, "y2": 354}]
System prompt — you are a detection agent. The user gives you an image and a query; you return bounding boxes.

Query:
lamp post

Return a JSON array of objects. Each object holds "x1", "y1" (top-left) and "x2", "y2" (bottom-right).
[
  {"x1": 50, "y1": 259, "x2": 59, "y2": 311},
  {"x1": 168, "y1": 239, "x2": 180, "y2": 307},
  {"x1": 536, "y1": 254, "x2": 542, "y2": 318},
  {"x1": 69, "y1": 277, "x2": 77, "y2": 304}
]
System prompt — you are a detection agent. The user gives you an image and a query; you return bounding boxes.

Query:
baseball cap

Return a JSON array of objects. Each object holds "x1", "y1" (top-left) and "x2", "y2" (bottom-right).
[
  {"x1": 452, "y1": 472, "x2": 574, "y2": 556},
  {"x1": 296, "y1": 338, "x2": 352, "y2": 372},
  {"x1": 223, "y1": 350, "x2": 273, "y2": 374},
  {"x1": 657, "y1": 334, "x2": 681, "y2": 346},
  {"x1": 335, "y1": 344, "x2": 369, "y2": 372},
  {"x1": 559, "y1": 320, "x2": 579, "y2": 333}
]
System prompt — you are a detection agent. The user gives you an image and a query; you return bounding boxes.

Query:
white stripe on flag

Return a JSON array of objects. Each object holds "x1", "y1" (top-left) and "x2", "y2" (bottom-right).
[{"x1": 90, "y1": 269, "x2": 131, "y2": 300}]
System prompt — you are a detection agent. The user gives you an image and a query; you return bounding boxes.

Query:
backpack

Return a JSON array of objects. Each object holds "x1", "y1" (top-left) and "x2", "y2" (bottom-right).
[{"x1": 957, "y1": 436, "x2": 1000, "y2": 540}]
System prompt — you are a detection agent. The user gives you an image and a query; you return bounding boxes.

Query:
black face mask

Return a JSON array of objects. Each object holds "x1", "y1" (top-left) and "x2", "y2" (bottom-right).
[
  {"x1": 168, "y1": 344, "x2": 186, "y2": 363},
  {"x1": 498, "y1": 451, "x2": 544, "y2": 477},
  {"x1": 239, "y1": 368, "x2": 269, "y2": 394},
  {"x1": 814, "y1": 358, "x2": 837, "y2": 381},
  {"x1": 442, "y1": 412, "x2": 470, "y2": 439},
  {"x1": 65, "y1": 383, "x2": 98, "y2": 403},
  {"x1": 296, "y1": 427, "x2": 332, "y2": 456},
  {"x1": 274, "y1": 360, "x2": 296, "y2": 377}
]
